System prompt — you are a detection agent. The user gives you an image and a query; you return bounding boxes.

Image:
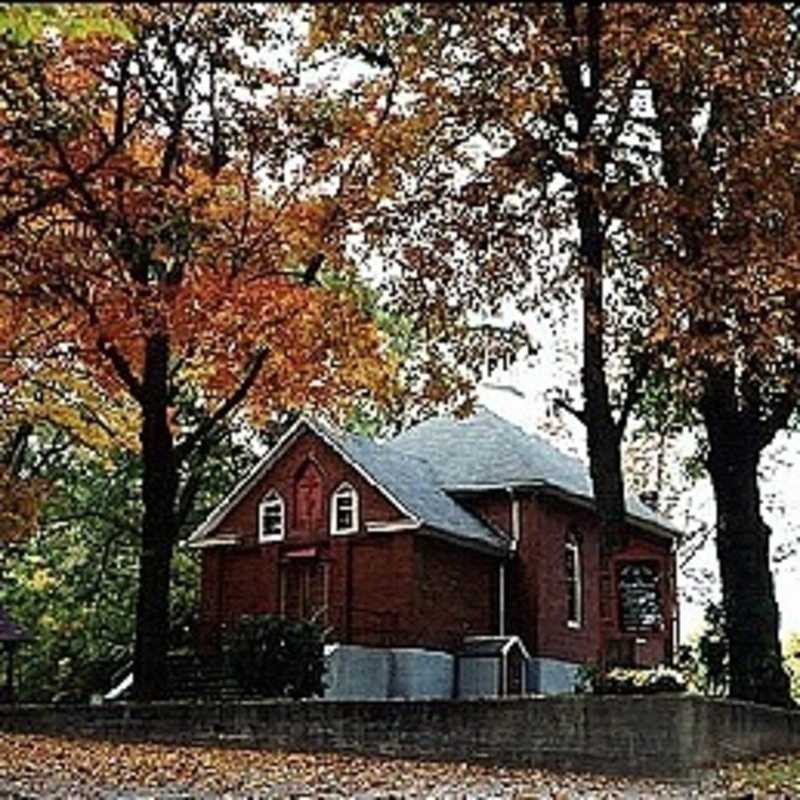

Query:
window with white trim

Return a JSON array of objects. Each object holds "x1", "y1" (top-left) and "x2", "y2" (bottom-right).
[
  {"x1": 565, "y1": 532, "x2": 582, "y2": 628},
  {"x1": 330, "y1": 482, "x2": 359, "y2": 535},
  {"x1": 258, "y1": 490, "x2": 285, "y2": 542}
]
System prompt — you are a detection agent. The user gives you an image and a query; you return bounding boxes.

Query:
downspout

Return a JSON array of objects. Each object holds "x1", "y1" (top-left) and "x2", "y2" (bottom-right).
[
  {"x1": 671, "y1": 536, "x2": 679, "y2": 663},
  {"x1": 498, "y1": 562, "x2": 506, "y2": 636},
  {"x1": 509, "y1": 488, "x2": 521, "y2": 551},
  {"x1": 499, "y1": 486, "x2": 521, "y2": 637}
]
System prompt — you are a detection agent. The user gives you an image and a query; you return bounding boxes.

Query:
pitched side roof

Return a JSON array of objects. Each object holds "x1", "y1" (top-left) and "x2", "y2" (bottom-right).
[
  {"x1": 388, "y1": 406, "x2": 678, "y2": 538},
  {"x1": 189, "y1": 417, "x2": 507, "y2": 554}
]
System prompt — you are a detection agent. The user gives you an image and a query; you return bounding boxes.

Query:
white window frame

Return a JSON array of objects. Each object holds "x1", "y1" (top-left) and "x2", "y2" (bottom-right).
[
  {"x1": 258, "y1": 489, "x2": 285, "y2": 543},
  {"x1": 565, "y1": 535, "x2": 583, "y2": 629},
  {"x1": 330, "y1": 482, "x2": 359, "y2": 535}
]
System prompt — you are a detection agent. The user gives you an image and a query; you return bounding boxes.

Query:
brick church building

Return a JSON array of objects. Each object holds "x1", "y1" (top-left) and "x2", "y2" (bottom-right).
[{"x1": 190, "y1": 407, "x2": 678, "y2": 696}]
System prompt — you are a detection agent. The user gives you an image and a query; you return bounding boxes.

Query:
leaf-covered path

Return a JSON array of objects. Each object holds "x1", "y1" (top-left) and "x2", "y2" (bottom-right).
[{"x1": 0, "y1": 732, "x2": 796, "y2": 798}]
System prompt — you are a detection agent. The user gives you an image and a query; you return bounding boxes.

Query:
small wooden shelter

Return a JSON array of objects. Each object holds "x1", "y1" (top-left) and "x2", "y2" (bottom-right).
[
  {"x1": 0, "y1": 607, "x2": 31, "y2": 703},
  {"x1": 457, "y1": 635, "x2": 531, "y2": 698}
]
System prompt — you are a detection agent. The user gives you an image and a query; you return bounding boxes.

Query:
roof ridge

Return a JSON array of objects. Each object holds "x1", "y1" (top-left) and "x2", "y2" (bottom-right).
[
  {"x1": 322, "y1": 418, "x2": 445, "y2": 480},
  {"x1": 470, "y1": 405, "x2": 590, "y2": 483}
]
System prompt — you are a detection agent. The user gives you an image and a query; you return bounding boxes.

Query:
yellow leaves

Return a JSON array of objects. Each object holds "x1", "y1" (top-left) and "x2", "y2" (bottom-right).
[
  {"x1": 38, "y1": 612, "x2": 57, "y2": 631},
  {"x1": 9, "y1": 366, "x2": 140, "y2": 455},
  {"x1": 28, "y1": 568, "x2": 55, "y2": 593}
]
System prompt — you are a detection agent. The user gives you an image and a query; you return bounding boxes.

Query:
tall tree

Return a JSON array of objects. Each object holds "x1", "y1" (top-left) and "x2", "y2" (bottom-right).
[
  {"x1": 310, "y1": 1, "x2": 680, "y2": 663},
  {"x1": 0, "y1": 400, "x2": 272, "y2": 703},
  {"x1": 0, "y1": 5, "x2": 400, "y2": 699},
  {"x1": 635, "y1": 4, "x2": 800, "y2": 705},
  {"x1": 312, "y1": 4, "x2": 799, "y2": 704}
]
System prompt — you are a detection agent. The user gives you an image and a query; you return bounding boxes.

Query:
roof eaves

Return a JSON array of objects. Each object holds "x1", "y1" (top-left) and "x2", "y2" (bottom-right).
[
  {"x1": 188, "y1": 534, "x2": 242, "y2": 550},
  {"x1": 533, "y1": 483, "x2": 680, "y2": 540},
  {"x1": 365, "y1": 519, "x2": 422, "y2": 533},
  {"x1": 420, "y1": 523, "x2": 511, "y2": 557},
  {"x1": 443, "y1": 481, "x2": 547, "y2": 493},
  {"x1": 443, "y1": 481, "x2": 679, "y2": 540}
]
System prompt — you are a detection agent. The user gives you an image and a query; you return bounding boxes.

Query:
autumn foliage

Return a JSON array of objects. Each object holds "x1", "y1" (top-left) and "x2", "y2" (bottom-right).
[
  {"x1": 0, "y1": 5, "x2": 401, "y2": 698},
  {"x1": 3, "y1": 3, "x2": 800, "y2": 707},
  {"x1": 308, "y1": 4, "x2": 800, "y2": 706}
]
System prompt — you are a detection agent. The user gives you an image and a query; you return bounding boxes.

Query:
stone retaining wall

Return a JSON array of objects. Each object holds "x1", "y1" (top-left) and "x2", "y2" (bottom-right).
[{"x1": 1, "y1": 695, "x2": 799, "y2": 778}]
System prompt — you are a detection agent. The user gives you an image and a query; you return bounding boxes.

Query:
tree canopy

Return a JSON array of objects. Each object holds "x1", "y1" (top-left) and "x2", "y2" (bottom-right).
[{"x1": 309, "y1": 3, "x2": 800, "y2": 705}]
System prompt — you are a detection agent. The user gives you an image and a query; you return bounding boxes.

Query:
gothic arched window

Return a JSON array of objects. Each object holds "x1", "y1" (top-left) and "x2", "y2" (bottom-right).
[
  {"x1": 258, "y1": 490, "x2": 285, "y2": 543},
  {"x1": 330, "y1": 482, "x2": 359, "y2": 535}
]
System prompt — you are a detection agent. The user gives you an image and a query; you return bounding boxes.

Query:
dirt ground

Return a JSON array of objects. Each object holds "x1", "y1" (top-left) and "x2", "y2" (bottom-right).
[{"x1": 0, "y1": 732, "x2": 794, "y2": 798}]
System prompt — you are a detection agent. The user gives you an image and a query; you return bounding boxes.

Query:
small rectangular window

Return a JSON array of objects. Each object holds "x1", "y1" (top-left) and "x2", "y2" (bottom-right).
[{"x1": 566, "y1": 539, "x2": 582, "y2": 628}]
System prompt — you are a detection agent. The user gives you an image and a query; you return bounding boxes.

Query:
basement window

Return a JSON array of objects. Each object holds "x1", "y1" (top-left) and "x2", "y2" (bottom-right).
[
  {"x1": 330, "y1": 482, "x2": 359, "y2": 535},
  {"x1": 258, "y1": 490, "x2": 285, "y2": 542}
]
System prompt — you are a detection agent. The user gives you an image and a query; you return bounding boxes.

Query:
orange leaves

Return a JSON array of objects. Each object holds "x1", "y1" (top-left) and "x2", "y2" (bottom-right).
[
  {"x1": 169, "y1": 269, "x2": 395, "y2": 428},
  {"x1": 0, "y1": 4, "x2": 424, "y2": 444}
]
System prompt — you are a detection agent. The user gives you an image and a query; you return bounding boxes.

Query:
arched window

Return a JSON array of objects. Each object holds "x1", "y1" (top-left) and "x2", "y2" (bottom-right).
[
  {"x1": 565, "y1": 530, "x2": 582, "y2": 628},
  {"x1": 330, "y1": 482, "x2": 359, "y2": 535},
  {"x1": 258, "y1": 490, "x2": 285, "y2": 543}
]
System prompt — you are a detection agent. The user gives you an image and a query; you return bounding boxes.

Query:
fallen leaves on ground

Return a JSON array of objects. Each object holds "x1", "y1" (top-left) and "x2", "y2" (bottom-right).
[
  {"x1": 0, "y1": 732, "x2": 791, "y2": 798},
  {"x1": 720, "y1": 752, "x2": 800, "y2": 798}
]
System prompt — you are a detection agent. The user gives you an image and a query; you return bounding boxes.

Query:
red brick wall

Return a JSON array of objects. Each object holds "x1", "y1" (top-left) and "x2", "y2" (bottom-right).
[
  {"x1": 411, "y1": 535, "x2": 498, "y2": 650},
  {"x1": 198, "y1": 426, "x2": 501, "y2": 653},
  {"x1": 214, "y1": 427, "x2": 404, "y2": 545},
  {"x1": 454, "y1": 490, "x2": 512, "y2": 536},
  {"x1": 345, "y1": 532, "x2": 416, "y2": 646},
  {"x1": 506, "y1": 490, "x2": 675, "y2": 667},
  {"x1": 518, "y1": 495, "x2": 604, "y2": 663}
]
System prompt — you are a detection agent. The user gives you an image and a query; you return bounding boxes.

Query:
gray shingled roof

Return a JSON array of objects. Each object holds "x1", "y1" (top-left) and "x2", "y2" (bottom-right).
[
  {"x1": 314, "y1": 420, "x2": 507, "y2": 552},
  {"x1": 388, "y1": 407, "x2": 677, "y2": 536},
  {"x1": 192, "y1": 407, "x2": 676, "y2": 552}
]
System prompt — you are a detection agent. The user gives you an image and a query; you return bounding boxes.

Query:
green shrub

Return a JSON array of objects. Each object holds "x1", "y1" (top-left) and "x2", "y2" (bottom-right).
[
  {"x1": 222, "y1": 614, "x2": 326, "y2": 699},
  {"x1": 676, "y1": 602, "x2": 729, "y2": 696}
]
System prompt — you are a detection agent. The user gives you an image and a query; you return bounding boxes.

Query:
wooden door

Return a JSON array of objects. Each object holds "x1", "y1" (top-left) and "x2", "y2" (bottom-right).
[{"x1": 281, "y1": 560, "x2": 328, "y2": 623}]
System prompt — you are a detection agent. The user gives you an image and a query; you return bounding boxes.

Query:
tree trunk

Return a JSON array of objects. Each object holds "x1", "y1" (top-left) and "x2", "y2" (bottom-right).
[
  {"x1": 701, "y1": 377, "x2": 791, "y2": 707},
  {"x1": 578, "y1": 182, "x2": 626, "y2": 552},
  {"x1": 563, "y1": 2, "x2": 628, "y2": 662},
  {"x1": 132, "y1": 333, "x2": 179, "y2": 701}
]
